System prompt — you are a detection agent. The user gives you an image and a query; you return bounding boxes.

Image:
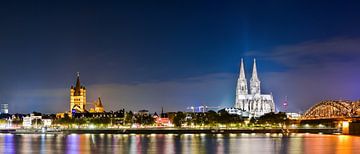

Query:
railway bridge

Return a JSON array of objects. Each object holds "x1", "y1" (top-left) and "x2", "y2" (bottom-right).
[
  {"x1": 301, "y1": 100, "x2": 360, "y2": 134},
  {"x1": 301, "y1": 100, "x2": 360, "y2": 120}
]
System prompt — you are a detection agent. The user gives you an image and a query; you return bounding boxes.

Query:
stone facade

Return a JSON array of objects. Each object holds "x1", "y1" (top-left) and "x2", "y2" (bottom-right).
[{"x1": 70, "y1": 73, "x2": 87, "y2": 113}]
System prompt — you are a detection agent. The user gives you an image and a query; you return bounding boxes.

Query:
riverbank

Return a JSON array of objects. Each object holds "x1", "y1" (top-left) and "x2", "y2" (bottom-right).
[
  {"x1": 63, "y1": 128, "x2": 339, "y2": 134},
  {"x1": 0, "y1": 128, "x2": 340, "y2": 135}
]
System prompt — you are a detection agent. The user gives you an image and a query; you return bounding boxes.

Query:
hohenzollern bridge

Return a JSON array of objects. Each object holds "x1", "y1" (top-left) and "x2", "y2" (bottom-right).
[{"x1": 301, "y1": 100, "x2": 360, "y2": 120}]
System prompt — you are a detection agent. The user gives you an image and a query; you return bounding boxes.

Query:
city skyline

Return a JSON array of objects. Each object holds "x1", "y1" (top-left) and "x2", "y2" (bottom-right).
[{"x1": 0, "y1": 1, "x2": 360, "y2": 113}]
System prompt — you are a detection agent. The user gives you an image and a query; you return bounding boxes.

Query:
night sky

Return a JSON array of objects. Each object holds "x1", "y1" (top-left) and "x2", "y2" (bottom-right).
[{"x1": 1, "y1": 1, "x2": 360, "y2": 113}]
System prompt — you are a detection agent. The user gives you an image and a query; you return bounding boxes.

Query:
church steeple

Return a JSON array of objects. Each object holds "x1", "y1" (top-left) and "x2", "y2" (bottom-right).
[
  {"x1": 74, "y1": 72, "x2": 82, "y2": 96},
  {"x1": 76, "y1": 72, "x2": 80, "y2": 87},
  {"x1": 236, "y1": 58, "x2": 248, "y2": 96},
  {"x1": 250, "y1": 58, "x2": 261, "y2": 94},
  {"x1": 251, "y1": 59, "x2": 259, "y2": 81},
  {"x1": 239, "y1": 58, "x2": 246, "y2": 80},
  {"x1": 97, "y1": 97, "x2": 103, "y2": 108},
  {"x1": 70, "y1": 72, "x2": 87, "y2": 114}
]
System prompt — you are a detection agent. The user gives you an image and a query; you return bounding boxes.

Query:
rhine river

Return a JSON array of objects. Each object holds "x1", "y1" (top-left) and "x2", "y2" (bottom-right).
[{"x1": 0, "y1": 133, "x2": 359, "y2": 153}]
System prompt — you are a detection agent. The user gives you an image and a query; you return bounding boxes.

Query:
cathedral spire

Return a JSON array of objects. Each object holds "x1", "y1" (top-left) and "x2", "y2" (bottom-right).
[
  {"x1": 239, "y1": 58, "x2": 246, "y2": 80},
  {"x1": 250, "y1": 58, "x2": 261, "y2": 94},
  {"x1": 236, "y1": 58, "x2": 248, "y2": 96},
  {"x1": 251, "y1": 59, "x2": 259, "y2": 81}
]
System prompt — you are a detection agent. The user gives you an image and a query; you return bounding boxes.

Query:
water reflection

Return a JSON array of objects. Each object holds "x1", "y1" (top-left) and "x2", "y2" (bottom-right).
[{"x1": 0, "y1": 133, "x2": 359, "y2": 153}]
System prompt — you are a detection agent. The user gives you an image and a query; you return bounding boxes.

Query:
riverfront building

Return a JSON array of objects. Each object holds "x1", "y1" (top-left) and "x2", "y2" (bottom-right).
[
  {"x1": 1, "y1": 104, "x2": 8, "y2": 114},
  {"x1": 89, "y1": 97, "x2": 105, "y2": 113},
  {"x1": 69, "y1": 73, "x2": 105, "y2": 116},
  {"x1": 70, "y1": 73, "x2": 87, "y2": 113},
  {"x1": 234, "y1": 59, "x2": 275, "y2": 117}
]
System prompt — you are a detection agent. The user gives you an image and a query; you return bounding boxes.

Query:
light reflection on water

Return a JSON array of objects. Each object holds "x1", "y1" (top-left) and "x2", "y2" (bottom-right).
[{"x1": 0, "y1": 133, "x2": 359, "y2": 153}]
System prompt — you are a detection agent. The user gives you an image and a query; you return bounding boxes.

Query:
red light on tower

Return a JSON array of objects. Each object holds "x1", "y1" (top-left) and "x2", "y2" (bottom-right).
[{"x1": 282, "y1": 96, "x2": 288, "y2": 112}]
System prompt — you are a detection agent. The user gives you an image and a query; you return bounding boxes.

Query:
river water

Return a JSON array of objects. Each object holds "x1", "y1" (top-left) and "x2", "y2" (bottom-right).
[{"x1": 0, "y1": 133, "x2": 359, "y2": 153}]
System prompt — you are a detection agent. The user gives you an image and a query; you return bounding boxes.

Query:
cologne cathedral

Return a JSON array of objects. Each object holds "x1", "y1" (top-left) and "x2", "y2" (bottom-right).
[{"x1": 234, "y1": 59, "x2": 275, "y2": 117}]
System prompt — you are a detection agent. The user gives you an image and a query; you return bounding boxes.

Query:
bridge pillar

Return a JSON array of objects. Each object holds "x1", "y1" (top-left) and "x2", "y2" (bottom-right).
[{"x1": 342, "y1": 121, "x2": 349, "y2": 135}]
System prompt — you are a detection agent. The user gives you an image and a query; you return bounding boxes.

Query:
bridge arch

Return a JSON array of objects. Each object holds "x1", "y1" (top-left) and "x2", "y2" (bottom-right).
[{"x1": 302, "y1": 100, "x2": 354, "y2": 119}]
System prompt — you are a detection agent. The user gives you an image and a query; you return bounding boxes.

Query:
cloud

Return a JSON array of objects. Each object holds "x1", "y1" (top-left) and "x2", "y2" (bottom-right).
[
  {"x1": 8, "y1": 73, "x2": 238, "y2": 113},
  {"x1": 8, "y1": 88, "x2": 68, "y2": 114},
  {"x1": 250, "y1": 37, "x2": 360, "y2": 68},
  {"x1": 8, "y1": 38, "x2": 360, "y2": 114},
  {"x1": 252, "y1": 37, "x2": 360, "y2": 112},
  {"x1": 86, "y1": 73, "x2": 237, "y2": 113}
]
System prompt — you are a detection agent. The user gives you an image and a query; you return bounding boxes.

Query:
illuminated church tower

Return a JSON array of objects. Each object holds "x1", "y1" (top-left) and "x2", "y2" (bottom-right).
[
  {"x1": 250, "y1": 59, "x2": 261, "y2": 95},
  {"x1": 89, "y1": 97, "x2": 105, "y2": 113},
  {"x1": 70, "y1": 73, "x2": 87, "y2": 113},
  {"x1": 237, "y1": 58, "x2": 248, "y2": 95}
]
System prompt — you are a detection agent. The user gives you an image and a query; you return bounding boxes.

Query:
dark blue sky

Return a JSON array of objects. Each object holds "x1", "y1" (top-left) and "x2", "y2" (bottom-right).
[{"x1": 1, "y1": 1, "x2": 360, "y2": 113}]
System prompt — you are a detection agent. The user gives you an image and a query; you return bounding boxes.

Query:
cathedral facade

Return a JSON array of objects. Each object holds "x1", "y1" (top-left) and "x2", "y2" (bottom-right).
[{"x1": 234, "y1": 59, "x2": 275, "y2": 117}]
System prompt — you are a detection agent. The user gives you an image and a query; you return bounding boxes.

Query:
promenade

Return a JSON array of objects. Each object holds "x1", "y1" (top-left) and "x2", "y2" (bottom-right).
[{"x1": 0, "y1": 128, "x2": 339, "y2": 135}]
